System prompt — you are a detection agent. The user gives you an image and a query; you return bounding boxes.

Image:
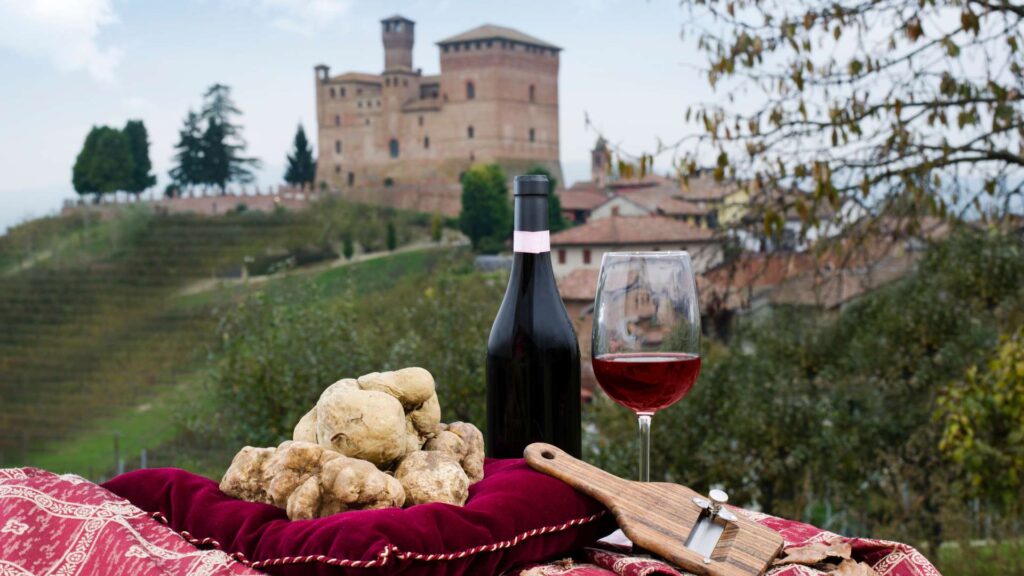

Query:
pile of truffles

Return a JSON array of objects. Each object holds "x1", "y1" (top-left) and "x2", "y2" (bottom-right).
[{"x1": 220, "y1": 367, "x2": 484, "y2": 520}]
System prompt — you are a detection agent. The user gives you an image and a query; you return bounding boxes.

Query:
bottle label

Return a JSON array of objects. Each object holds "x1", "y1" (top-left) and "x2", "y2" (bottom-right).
[{"x1": 513, "y1": 230, "x2": 550, "y2": 253}]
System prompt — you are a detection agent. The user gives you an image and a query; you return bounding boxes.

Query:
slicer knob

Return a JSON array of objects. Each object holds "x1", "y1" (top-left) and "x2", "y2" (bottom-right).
[{"x1": 708, "y1": 489, "x2": 728, "y2": 515}]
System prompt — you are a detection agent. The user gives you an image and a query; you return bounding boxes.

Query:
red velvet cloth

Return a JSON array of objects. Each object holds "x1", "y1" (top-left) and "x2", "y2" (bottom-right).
[{"x1": 103, "y1": 458, "x2": 616, "y2": 576}]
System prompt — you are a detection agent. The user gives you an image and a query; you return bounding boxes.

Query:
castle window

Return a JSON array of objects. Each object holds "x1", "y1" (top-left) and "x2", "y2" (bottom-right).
[
  {"x1": 385, "y1": 78, "x2": 389, "y2": 87},
  {"x1": 467, "y1": 125, "x2": 474, "y2": 139},
  {"x1": 529, "y1": 85, "x2": 535, "y2": 102},
  {"x1": 348, "y1": 172, "x2": 354, "y2": 186},
  {"x1": 529, "y1": 128, "x2": 535, "y2": 142},
  {"x1": 486, "y1": 40, "x2": 493, "y2": 48},
  {"x1": 384, "y1": 177, "x2": 394, "y2": 187},
  {"x1": 475, "y1": 41, "x2": 482, "y2": 49},
  {"x1": 466, "y1": 81, "x2": 475, "y2": 100},
  {"x1": 443, "y1": 45, "x2": 450, "y2": 53},
  {"x1": 500, "y1": 40, "x2": 507, "y2": 49},
  {"x1": 329, "y1": 87, "x2": 336, "y2": 98},
  {"x1": 418, "y1": 115, "x2": 423, "y2": 126},
  {"x1": 357, "y1": 88, "x2": 363, "y2": 95},
  {"x1": 340, "y1": 87, "x2": 346, "y2": 97},
  {"x1": 334, "y1": 114, "x2": 341, "y2": 126},
  {"x1": 334, "y1": 164, "x2": 341, "y2": 174},
  {"x1": 389, "y1": 138, "x2": 399, "y2": 159},
  {"x1": 454, "y1": 44, "x2": 460, "y2": 52},
  {"x1": 423, "y1": 136, "x2": 430, "y2": 149},
  {"x1": 583, "y1": 249, "x2": 592, "y2": 265},
  {"x1": 403, "y1": 79, "x2": 408, "y2": 87},
  {"x1": 335, "y1": 140, "x2": 342, "y2": 154}
]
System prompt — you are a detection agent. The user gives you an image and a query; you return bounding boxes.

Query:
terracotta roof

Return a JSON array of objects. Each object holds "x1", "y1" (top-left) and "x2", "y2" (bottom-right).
[
  {"x1": 559, "y1": 189, "x2": 608, "y2": 211},
  {"x1": 550, "y1": 216, "x2": 716, "y2": 246},
  {"x1": 558, "y1": 268, "x2": 600, "y2": 302},
  {"x1": 437, "y1": 25, "x2": 560, "y2": 50},
  {"x1": 678, "y1": 177, "x2": 738, "y2": 202},
  {"x1": 627, "y1": 190, "x2": 708, "y2": 217},
  {"x1": 329, "y1": 72, "x2": 382, "y2": 84}
]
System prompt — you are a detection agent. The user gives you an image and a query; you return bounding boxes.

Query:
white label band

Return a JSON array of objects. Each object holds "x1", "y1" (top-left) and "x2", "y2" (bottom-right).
[{"x1": 513, "y1": 230, "x2": 550, "y2": 253}]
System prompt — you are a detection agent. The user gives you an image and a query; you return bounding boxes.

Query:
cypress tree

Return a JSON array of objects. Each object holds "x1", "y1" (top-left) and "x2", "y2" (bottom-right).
[
  {"x1": 123, "y1": 120, "x2": 156, "y2": 197},
  {"x1": 284, "y1": 124, "x2": 316, "y2": 186}
]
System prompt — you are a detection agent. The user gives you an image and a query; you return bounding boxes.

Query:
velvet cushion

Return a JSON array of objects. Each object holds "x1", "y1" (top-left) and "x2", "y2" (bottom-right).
[{"x1": 103, "y1": 458, "x2": 615, "y2": 576}]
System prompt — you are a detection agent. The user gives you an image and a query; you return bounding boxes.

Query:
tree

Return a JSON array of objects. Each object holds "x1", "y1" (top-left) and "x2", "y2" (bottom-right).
[
  {"x1": 342, "y1": 230, "x2": 354, "y2": 260},
  {"x1": 459, "y1": 164, "x2": 512, "y2": 252},
  {"x1": 430, "y1": 213, "x2": 444, "y2": 243},
  {"x1": 71, "y1": 126, "x2": 133, "y2": 202},
  {"x1": 525, "y1": 165, "x2": 569, "y2": 232},
  {"x1": 91, "y1": 128, "x2": 134, "y2": 195},
  {"x1": 386, "y1": 221, "x2": 397, "y2": 251},
  {"x1": 72, "y1": 127, "x2": 103, "y2": 201},
  {"x1": 200, "y1": 84, "x2": 260, "y2": 189},
  {"x1": 169, "y1": 110, "x2": 204, "y2": 189},
  {"x1": 123, "y1": 120, "x2": 156, "y2": 197},
  {"x1": 284, "y1": 124, "x2": 316, "y2": 186},
  {"x1": 670, "y1": 0, "x2": 1023, "y2": 238},
  {"x1": 940, "y1": 326, "x2": 1024, "y2": 504},
  {"x1": 201, "y1": 118, "x2": 230, "y2": 191}
]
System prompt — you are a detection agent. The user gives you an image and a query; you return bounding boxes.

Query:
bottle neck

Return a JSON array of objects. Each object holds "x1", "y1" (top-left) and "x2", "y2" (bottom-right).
[{"x1": 513, "y1": 195, "x2": 549, "y2": 254}]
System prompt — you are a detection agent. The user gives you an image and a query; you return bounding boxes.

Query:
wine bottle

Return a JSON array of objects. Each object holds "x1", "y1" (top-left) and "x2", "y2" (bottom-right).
[{"x1": 486, "y1": 174, "x2": 582, "y2": 459}]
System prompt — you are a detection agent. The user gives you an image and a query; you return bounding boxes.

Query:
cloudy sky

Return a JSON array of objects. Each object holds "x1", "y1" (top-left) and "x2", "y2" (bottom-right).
[{"x1": 0, "y1": 0, "x2": 716, "y2": 232}]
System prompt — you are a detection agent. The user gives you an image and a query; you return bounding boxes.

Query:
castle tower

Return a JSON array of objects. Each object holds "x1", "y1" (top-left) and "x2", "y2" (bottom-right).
[
  {"x1": 382, "y1": 15, "x2": 414, "y2": 72},
  {"x1": 592, "y1": 137, "x2": 610, "y2": 188}
]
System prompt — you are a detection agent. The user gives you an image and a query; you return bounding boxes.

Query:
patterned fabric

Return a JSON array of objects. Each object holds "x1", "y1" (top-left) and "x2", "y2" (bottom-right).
[
  {"x1": 0, "y1": 467, "x2": 261, "y2": 576},
  {"x1": 519, "y1": 508, "x2": 940, "y2": 576}
]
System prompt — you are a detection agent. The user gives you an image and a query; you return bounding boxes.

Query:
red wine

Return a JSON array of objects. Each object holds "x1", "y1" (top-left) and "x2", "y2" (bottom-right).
[
  {"x1": 486, "y1": 175, "x2": 582, "y2": 459},
  {"x1": 592, "y1": 353, "x2": 701, "y2": 414}
]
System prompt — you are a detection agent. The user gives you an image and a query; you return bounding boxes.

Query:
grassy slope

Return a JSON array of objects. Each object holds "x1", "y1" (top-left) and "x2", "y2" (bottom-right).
[{"x1": 0, "y1": 204, "x2": 445, "y2": 476}]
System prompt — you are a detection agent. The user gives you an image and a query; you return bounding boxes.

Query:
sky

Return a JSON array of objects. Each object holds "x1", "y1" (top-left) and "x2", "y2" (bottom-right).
[{"x1": 0, "y1": 0, "x2": 718, "y2": 232}]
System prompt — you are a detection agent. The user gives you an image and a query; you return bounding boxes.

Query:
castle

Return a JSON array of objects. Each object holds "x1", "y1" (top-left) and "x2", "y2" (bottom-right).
[{"x1": 314, "y1": 16, "x2": 563, "y2": 190}]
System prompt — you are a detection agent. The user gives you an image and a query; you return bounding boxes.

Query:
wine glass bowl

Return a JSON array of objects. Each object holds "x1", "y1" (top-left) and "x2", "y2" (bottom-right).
[{"x1": 591, "y1": 251, "x2": 701, "y2": 481}]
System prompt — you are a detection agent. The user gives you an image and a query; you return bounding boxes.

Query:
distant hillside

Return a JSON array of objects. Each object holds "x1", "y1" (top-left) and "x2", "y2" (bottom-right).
[{"x1": 0, "y1": 200, "x2": 449, "y2": 474}]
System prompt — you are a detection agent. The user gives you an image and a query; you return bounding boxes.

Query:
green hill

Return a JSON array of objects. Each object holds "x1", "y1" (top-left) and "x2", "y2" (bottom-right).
[{"x1": 0, "y1": 201, "x2": 450, "y2": 475}]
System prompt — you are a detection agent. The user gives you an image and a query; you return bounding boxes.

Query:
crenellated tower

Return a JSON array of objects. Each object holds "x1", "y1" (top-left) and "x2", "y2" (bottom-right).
[{"x1": 382, "y1": 15, "x2": 414, "y2": 72}]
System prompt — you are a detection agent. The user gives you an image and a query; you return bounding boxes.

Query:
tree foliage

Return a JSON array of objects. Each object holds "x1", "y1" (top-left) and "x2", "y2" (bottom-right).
[
  {"x1": 123, "y1": 120, "x2": 156, "y2": 195},
  {"x1": 672, "y1": 0, "x2": 1023, "y2": 237},
  {"x1": 170, "y1": 110, "x2": 204, "y2": 189},
  {"x1": 71, "y1": 126, "x2": 134, "y2": 200},
  {"x1": 525, "y1": 165, "x2": 570, "y2": 232},
  {"x1": 940, "y1": 325, "x2": 1024, "y2": 503},
  {"x1": 284, "y1": 124, "x2": 317, "y2": 186},
  {"x1": 459, "y1": 164, "x2": 512, "y2": 253},
  {"x1": 168, "y1": 84, "x2": 261, "y2": 192}
]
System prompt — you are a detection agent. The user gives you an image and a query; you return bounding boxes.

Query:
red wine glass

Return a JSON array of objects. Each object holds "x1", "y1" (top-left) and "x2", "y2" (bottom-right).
[{"x1": 591, "y1": 251, "x2": 701, "y2": 482}]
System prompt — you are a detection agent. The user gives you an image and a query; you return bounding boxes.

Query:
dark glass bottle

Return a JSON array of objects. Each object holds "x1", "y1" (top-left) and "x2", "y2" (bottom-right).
[{"x1": 486, "y1": 175, "x2": 582, "y2": 458}]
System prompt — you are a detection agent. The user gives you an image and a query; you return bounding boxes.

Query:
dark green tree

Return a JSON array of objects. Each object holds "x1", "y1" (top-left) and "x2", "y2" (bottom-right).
[
  {"x1": 342, "y1": 230, "x2": 354, "y2": 260},
  {"x1": 525, "y1": 165, "x2": 568, "y2": 232},
  {"x1": 386, "y1": 221, "x2": 397, "y2": 251},
  {"x1": 200, "y1": 84, "x2": 260, "y2": 189},
  {"x1": 284, "y1": 124, "x2": 316, "y2": 186},
  {"x1": 72, "y1": 127, "x2": 103, "y2": 201},
  {"x1": 169, "y1": 110, "x2": 204, "y2": 189},
  {"x1": 123, "y1": 120, "x2": 156, "y2": 197},
  {"x1": 459, "y1": 164, "x2": 512, "y2": 253},
  {"x1": 430, "y1": 213, "x2": 443, "y2": 243},
  {"x1": 200, "y1": 119, "x2": 230, "y2": 191},
  {"x1": 71, "y1": 126, "x2": 133, "y2": 202}
]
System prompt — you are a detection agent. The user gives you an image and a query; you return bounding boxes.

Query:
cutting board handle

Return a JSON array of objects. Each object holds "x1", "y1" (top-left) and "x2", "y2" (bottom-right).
[{"x1": 524, "y1": 442, "x2": 632, "y2": 507}]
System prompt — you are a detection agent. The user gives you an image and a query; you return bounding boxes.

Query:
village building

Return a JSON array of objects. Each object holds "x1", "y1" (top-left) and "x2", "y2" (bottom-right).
[
  {"x1": 548, "y1": 215, "x2": 722, "y2": 278},
  {"x1": 313, "y1": 16, "x2": 563, "y2": 191}
]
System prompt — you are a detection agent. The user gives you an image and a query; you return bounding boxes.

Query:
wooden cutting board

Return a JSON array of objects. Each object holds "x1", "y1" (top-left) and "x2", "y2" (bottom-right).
[{"x1": 524, "y1": 443, "x2": 784, "y2": 576}]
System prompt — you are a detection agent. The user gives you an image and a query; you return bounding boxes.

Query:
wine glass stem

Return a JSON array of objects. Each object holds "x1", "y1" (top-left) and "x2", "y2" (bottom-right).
[{"x1": 637, "y1": 413, "x2": 652, "y2": 482}]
